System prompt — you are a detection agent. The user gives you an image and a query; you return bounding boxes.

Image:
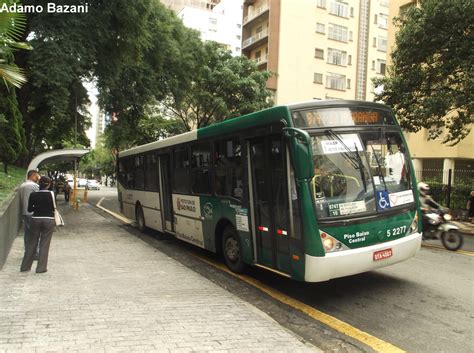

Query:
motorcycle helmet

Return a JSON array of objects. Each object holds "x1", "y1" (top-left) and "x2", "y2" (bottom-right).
[{"x1": 418, "y1": 182, "x2": 430, "y2": 196}]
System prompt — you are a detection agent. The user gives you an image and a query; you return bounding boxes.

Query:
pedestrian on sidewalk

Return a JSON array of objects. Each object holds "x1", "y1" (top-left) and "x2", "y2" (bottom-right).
[
  {"x1": 20, "y1": 176, "x2": 56, "y2": 274},
  {"x1": 19, "y1": 170, "x2": 40, "y2": 255},
  {"x1": 467, "y1": 190, "x2": 474, "y2": 222}
]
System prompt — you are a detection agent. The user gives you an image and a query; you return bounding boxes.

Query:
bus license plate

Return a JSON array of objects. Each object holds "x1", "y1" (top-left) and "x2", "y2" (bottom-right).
[{"x1": 373, "y1": 248, "x2": 393, "y2": 261}]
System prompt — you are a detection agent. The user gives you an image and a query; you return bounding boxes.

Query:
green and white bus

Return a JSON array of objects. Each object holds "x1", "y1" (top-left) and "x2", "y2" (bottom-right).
[{"x1": 117, "y1": 100, "x2": 422, "y2": 282}]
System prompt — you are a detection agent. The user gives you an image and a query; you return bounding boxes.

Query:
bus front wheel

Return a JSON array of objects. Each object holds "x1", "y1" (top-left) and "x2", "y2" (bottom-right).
[
  {"x1": 136, "y1": 204, "x2": 146, "y2": 232},
  {"x1": 222, "y1": 226, "x2": 246, "y2": 273}
]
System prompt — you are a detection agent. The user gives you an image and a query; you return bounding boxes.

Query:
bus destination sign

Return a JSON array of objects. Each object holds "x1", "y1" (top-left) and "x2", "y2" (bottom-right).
[{"x1": 292, "y1": 107, "x2": 395, "y2": 128}]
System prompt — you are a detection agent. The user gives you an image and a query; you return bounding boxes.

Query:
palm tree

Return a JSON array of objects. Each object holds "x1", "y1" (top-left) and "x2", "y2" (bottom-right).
[{"x1": 0, "y1": 4, "x2": 31, "y2": 89}]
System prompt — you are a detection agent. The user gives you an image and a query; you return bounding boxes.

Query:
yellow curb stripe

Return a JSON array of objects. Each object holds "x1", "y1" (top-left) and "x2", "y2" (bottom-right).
[
  {"x1": 196, "y1": 256, "x2": 405, "y2": 353},
  {"x1": 98, "y1": 202, "x2": 405, "y2": 353},
  {"x1": 422, "y1": 244, "x2": 474, "y2": 256},
  {"x1": 96, "y1": 197, "x2": 134, "y2": 225}
]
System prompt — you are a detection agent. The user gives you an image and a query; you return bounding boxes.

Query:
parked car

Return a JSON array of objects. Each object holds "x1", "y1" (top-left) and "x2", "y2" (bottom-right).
[
  {"x1": 78, "y1": 178, "x2": 88, "y2": 188},
  {"x1": 86, "y1": 179, "x2": 100, "y2": 190}
]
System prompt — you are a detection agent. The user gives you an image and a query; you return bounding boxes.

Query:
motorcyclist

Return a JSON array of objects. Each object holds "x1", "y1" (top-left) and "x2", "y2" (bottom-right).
[{"x1": 418, "y1": 182, "x2": 443, "y2": 212}]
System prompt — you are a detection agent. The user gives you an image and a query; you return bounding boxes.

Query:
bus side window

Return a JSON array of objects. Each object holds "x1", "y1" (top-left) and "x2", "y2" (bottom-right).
[
  {"x1": 173, "y1": 148, "x2": 191, "y2": 193},
  {"x1": 191, "y1": 143, "x2": 211, "y2": 195},
  {"x1": 215, "y1": 139, "x2": 242, "y2": 199}
]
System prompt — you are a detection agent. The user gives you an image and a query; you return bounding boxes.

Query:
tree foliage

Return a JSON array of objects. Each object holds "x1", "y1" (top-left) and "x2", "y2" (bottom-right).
[
  {"x1": 373, "y1": 0, "x2": 474, "y2": 145},
  {"x1": 165, "y1": 41, "x2": 273, "y2": 131},
  {"x1": 0, "y1": 1, "x2": 30, "y2": 88},
  {"x1": 0, "y1": 85, "x2": 26, "y2": 173}
]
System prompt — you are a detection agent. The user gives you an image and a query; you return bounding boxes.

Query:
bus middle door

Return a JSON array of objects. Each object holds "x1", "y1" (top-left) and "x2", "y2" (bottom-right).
[{"x1": 249, "y1": 135, "x2": 291, "y2": 274}]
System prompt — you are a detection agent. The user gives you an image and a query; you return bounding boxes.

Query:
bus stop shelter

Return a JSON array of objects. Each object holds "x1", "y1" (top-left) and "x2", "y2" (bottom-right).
[{"x1": 26, "y1": 148, "x2": 90, "y2": 176}]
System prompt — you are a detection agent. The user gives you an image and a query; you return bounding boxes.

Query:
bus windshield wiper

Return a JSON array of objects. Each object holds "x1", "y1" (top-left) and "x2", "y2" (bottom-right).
[
  {"x1": 353, "y1": 143, "x2": 367, "y2": 192},
  {"x1": 325, "y1": 129, "x2": 367, "y2": 192},
  {"x1": 370, "y1": 145, "x2": 388, "y2": 192},
  {"x1": 325, "y1": 130, "x2": 359, "y2": 169}
]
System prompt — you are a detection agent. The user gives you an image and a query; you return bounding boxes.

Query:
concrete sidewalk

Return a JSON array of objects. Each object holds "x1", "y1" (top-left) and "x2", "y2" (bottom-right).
[{"x1": 0, "y1": 204, "x2": 318, "y2": 352}]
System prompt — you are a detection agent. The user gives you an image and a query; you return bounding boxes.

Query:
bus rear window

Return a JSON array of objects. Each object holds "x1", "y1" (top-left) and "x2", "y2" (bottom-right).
[{"x1": 292, "y1": 107, "x2": 396, "y2": 128}]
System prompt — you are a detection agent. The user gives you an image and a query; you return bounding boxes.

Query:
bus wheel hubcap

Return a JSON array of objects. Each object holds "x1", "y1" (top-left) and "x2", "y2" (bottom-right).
[{"x1": 225, "y1": 238, "x2": 239, "y2": 262}]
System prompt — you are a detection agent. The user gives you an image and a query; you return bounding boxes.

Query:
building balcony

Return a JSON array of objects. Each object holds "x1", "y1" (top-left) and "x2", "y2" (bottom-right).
[
  {"x1": 243, "y1": 2, "x2": 269, "y2": 26},
  {"x1": 242, "y1": 28, "x2": 269, "y2": 50},
  {"x1": 253, "y1": 54, "x2": 268, "y2": 66}
]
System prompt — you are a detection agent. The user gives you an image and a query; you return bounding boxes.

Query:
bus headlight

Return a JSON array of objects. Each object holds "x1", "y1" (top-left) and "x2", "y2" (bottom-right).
[
  {"x1": 323, "y1": 237, "x2": 335, "y2": 251},
  {"x1": 410, "y1": 213, "x2": 418, "y2": 233},
  {"x1": 320, "y1": 232, "x2": 346, "y2": 252}
]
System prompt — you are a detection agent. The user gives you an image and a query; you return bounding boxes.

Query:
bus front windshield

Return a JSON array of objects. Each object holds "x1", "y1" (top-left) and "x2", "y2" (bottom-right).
[{"x1": 311, "y1": 130, "x2": 414, "y2": 220}]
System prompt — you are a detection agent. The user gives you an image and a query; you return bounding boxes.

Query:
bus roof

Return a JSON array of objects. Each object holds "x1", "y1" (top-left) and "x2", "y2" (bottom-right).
[{"x1": 119, "y1": 100, "x2": 392, "y2": 158}]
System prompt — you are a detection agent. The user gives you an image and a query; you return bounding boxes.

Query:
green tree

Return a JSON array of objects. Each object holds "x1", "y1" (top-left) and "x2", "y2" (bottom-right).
[
  {"x1": 165, "y1": 41, "x2": 273, "y2": 131},
  {"x1": 373, "y1": 0, "x2": 474, "y2": 145},
  {"x1": 0, "y1": 85, "x2": 26, "y2": 173},
  {"x1": 0, "y1": 1, "x2": 30, "y2": 88}
]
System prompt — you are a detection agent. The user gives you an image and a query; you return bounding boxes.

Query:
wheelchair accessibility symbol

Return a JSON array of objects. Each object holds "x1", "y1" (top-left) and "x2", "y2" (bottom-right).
[{"x1": 377, "y1": 191, "x2": 391, "y2": 210}]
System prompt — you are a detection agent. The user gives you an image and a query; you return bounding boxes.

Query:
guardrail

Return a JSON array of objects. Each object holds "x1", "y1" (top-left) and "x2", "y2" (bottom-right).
[{"x1": 0, "y1": 189, "x2": 21, "y2": 270}]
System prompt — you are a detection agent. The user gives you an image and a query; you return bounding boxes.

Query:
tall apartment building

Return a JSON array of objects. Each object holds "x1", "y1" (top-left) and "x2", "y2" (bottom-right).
[
  {"x1": 160, "y1": 0, "x2": 221, "y2": 13},
  {"x1": 242, "y1": 0, "x2": 389, "y2": 104},
  {"x1": 387, "y1": 0, "x2": 473, "y2": 182},
  {"x1": 178, "y1": 0, "x2": 244, "y2": 56}
]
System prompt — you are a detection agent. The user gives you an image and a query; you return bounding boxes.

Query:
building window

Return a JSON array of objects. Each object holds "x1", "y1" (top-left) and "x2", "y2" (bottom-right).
[
  {"x1": 372, "y1": 60, "x2": 376, "y2": 70},
  {"x1": 317, "y1": 0, "x2": 326, "y2": 9},
  {"x1": 237, "y1": 24, "x2": 241, "y2": 29},
  {"x1": 209, "y1": 17, "x2": 217, "y2": 32},
  {"x1": 377, "y1": 36, "x2": 387, "y2": 52},
  {"x1": 350, "y1": 6, "x2": 354, "y2": 17},
  {"x1": 374, "y1": 14, "x2": 378, "y2": 24},
  {"x1": 329, "y1": 1, "x2": 349, "y2": 18},
  {"x1": 380, "y1": 0, "x2": 389, "y2": 8},
  {"x1": 347, "y1": 78, "x2": 351, "y2": 89},
  {"x1": 236, "y1": 47, "x2": 241, "y2": 52},
  {"x1": 327, "y1": 48, "x2": 347, "y2": 66},
  {"x1": 314, "y1": 48, "x2": 324, "y2": 59},
  {"x1": 314, "y1": 73, "x2": 323, "y2": 84},
  {"x1": 236, "y1": 35, "x2": 241, "y2": 40},
  {"x1": 376, "y1": 59, "x2": 386, "y2": 75},
  {"x1": 348, "y1": 54, "x2": 352, "y2": 65},
  {"x1": 378, "y1": 14, "x2": 388, "y2": 29},
  {"x1": 316, "y1": 22, "x2": 325, "y2": 34},
  {"x1": 326, "y1": 72, "x2": 346, "y2": 90},
  {"x1": 328, "y1": 23, "x2": 348, "y2": 42}
]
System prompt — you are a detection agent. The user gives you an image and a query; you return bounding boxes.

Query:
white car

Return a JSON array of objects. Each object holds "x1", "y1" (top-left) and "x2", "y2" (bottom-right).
[
  {"x1": 86, "y1": 179, "x2": 100, "y2": 190},
  {"x1": 78, "y1": 178, "x2": 88, "y2": 187}
]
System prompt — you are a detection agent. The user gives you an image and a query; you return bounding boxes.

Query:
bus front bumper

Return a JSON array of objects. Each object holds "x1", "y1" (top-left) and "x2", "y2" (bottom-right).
[{"x1": 304, "y1": 232, "x2": 422, "y2": 282}]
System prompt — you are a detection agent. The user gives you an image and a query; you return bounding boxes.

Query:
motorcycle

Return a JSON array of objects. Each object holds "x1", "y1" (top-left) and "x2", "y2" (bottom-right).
[{"x1": 422, "y1": 208, "x2": 464, "y2": 251}]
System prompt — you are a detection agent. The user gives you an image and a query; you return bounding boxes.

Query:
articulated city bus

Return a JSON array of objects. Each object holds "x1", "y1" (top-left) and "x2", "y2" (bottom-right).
[{"x1": 117, "y1": 100, "x2": 422, "y2": 282}]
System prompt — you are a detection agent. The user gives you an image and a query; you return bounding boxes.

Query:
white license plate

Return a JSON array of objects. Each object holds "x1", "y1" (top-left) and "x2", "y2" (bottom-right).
[{"x1": 373, "y1": 248, "x2": 393, "y2": 261}]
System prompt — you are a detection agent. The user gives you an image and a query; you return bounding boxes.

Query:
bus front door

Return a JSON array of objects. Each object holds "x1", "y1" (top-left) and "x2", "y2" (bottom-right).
[
  {"x1": 159, "y1": 154, "x2": 174, "y2": 233},
  {"x1": 250, "y1": 136, "x2": 291, "y2": 273}
]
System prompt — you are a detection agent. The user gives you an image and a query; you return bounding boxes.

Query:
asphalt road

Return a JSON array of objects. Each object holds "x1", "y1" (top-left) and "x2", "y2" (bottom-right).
[{"x1": 83, "y1": 187, "x2": 473, "y2": 353}]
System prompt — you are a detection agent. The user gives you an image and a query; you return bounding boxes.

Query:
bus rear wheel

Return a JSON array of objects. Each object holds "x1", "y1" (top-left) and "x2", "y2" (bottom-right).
[
  {"x1": 136, "y1": 204, "x2": 146, "y2": 232},
  {"x1": 222, "y1": 226, "x2": 246, "y2": 273}
]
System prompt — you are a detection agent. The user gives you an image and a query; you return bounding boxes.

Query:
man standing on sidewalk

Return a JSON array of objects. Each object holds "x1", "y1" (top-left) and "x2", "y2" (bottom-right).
[{"x1": 19, "y1": 170, "x2": 40, "y2": 255}]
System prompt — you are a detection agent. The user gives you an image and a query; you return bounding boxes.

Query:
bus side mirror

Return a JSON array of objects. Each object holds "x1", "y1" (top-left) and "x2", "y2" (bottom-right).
[{"x1": 283, "y1": 127, "x2": 314, "y2": 180}]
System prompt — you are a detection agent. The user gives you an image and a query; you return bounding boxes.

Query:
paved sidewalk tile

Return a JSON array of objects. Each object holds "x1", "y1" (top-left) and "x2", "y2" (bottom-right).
[{"x1": 0, "y1": 204, "x2": 318, "y2": 352}]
